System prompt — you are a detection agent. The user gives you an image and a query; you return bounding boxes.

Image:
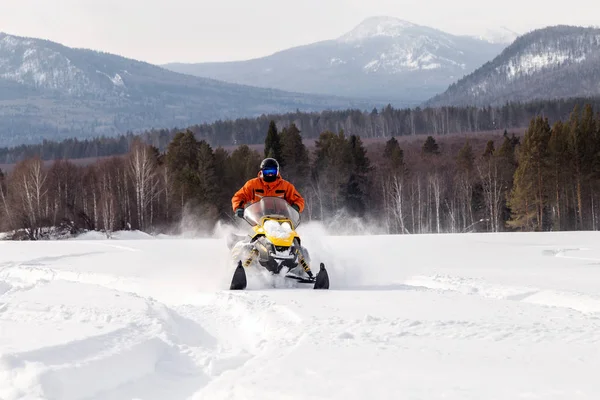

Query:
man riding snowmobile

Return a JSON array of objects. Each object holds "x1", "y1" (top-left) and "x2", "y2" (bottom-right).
[
  {"x1": 231, "y1": 157, "x2": 304, "y2": 217},
  {"x1": 228, "y1": 158, "x2": 328, "y2": 289}
]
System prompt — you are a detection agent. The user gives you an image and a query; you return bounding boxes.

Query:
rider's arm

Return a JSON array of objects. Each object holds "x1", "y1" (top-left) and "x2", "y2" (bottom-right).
[
  {"x1": 231, "y1": 181, "x2": 253, "y2": 212},
  {"x1": 285, "y1": 182, "x2": 305, "y2": 213}
]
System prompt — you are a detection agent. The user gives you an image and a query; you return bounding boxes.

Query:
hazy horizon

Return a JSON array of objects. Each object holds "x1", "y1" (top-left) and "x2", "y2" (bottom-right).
[{"x1": 2, "y1": 0, "x2": 599, "y2": 65}]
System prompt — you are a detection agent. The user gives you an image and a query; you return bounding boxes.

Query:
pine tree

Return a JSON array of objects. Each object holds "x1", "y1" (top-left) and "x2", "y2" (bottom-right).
[
  {"x1": 482, "y1": 140, "x2": 495, "y2": 159},
  {"x1": 508, "y1": 116, "x2": 551, "y2": 231},
  {"x1": 165, "y1": 130, "x2": 201, "y2": 209},
  {"x1": 280, "y1": 123, "x2": 309, "y2": 189},
  {"x1": 196, "y1": 140, "x2": 219, "y2": 206},
  {"x1": 342, "y1": 135, "x2": 372, "y2": 217},
  {"x1": 456, "y1": 141, "x2": 475, "y2": 174},
  {"x1": 422, "y1": 136, "x2": 440, "y2": 156},
  {"x1": 383, "y1": 137, "x2": 405, "y2": 176},
  {"x1": 213, "y1": 147, "x2": 231, "y2": 218},
  {"x1": 264, "y1": 120, "x2": 283, "y2": 167},
  {"x1": 568, "y1": 105, "x2": 586, "y2": 228},
  {"x1": 312, "y1": 130, "x2": 352, "y2": 217},
  {"x1": 228, "y1": 144, "x2": 262, "y2": 189}
]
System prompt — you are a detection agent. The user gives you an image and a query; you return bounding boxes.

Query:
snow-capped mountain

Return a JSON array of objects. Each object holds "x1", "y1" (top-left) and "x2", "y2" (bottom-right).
[
  {"x1": 163, "y1": 17, "x2": 507, "y2": 106},
  {"x1": 425, "y1": 26, "x2": 600, "y2": 107},
  {"x1": 0, "y1": 33, "x2": 372, "y2": 147},
  {"x1": 471, "y1": 27, "x2": 520, "y2": 45}
]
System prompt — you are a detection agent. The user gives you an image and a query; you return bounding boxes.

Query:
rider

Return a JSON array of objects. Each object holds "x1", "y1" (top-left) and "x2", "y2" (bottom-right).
[{"x1": 231, "y1": 158, "x2": 305, "y2": 217}]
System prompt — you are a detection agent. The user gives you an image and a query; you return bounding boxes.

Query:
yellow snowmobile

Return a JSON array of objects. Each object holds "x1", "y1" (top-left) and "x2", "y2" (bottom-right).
[{"x1": 227, "y1": 196, "x2": 329, "y2": 290}]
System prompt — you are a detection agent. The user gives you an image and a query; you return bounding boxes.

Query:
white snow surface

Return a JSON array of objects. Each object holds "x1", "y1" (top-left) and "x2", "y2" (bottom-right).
[
  {"x1": 2, "y1": 227, "x2": 600, "y2": 399},
  {"x1": 338, "y1": 16, "x2": 416, "y2": 43},
  {"x1": 505, "y1": 52, "x2": 587, "y2": 80},
  {"x1": 472, "y1": 27, "x2": 520, "y2": 44}
]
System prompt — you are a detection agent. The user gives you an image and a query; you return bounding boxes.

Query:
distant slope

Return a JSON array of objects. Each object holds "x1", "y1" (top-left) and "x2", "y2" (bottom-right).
[
  {"x1": 471, "y1": 27, "x2": 521, "y2": 45},
  {"x1": 163, "y1": 17, "x2": 506, "y2": 106},
  {"x1": 425, "y1": 25, "x2": 600, "y2": 107},
  {"x1": 0, "y1": 33, "x2": 374, "y2": 147}
]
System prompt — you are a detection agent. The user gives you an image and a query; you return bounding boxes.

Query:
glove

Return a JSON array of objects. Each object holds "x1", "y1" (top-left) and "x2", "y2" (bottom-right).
[
  {"x1": 291, "y1": 204, "x2": 300, "y2": 213},
  {"x1": 235, "y1": 208, "x2": 244, "y2": 218}
]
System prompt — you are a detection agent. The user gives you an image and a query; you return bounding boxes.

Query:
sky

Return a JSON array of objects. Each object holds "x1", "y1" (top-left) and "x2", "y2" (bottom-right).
[{"x1": 1, "y1": 0, "x2": 599, "y2": 65}]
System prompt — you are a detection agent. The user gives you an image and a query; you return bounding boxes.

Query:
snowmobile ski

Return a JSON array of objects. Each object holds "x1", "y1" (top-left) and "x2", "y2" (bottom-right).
[
  {"x1": 313, "y1": 263, "x2": 329, "y2": 289},
  {"x1": 284, "y1": 274, "x2": 317, "y2": 284},
  {"x1": 230, "y1": 261, "x2": 247, "y2": 290},
  {"x1": 284, "y1": 263, "x2": 329, "y2": 289}
]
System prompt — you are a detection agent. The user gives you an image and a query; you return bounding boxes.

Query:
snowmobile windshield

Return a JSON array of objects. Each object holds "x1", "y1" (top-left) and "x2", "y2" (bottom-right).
[{"x1": 243, "y1": 197, "x2": 300, "y2": 228}]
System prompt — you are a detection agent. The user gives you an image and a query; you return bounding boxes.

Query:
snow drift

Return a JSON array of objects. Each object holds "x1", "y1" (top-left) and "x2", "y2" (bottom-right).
[{"x1": 1, "y1": 228, "x2": 600, "y2": 399}]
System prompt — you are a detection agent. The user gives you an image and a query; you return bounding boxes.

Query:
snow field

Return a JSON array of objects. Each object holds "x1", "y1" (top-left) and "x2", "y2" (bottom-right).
[{"x1": 1, "y1": 227, "x2": 600, "y2": 398}]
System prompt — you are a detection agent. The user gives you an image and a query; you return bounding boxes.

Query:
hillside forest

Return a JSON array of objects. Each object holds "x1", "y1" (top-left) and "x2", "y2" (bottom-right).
[{"x1": 2, "y1": 96, "x2": 600, "y2": 164}]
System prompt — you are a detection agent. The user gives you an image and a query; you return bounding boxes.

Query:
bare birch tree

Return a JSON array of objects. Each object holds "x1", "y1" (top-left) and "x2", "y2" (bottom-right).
[{"x1": 128, "y1": 139, "x2": 160, "y2": 231}]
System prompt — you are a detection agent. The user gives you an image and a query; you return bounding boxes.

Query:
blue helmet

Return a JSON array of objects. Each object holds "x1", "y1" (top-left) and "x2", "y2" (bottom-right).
[{"x1": 260, "y1": 158, "x2": 279, "y2": 182}]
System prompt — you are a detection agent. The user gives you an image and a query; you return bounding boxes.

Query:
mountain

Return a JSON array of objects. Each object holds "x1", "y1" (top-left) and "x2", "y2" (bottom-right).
[
  {"x1": 162, "y1": 17, "x2": 507, "y2": 106},
  {"x1": 425, "y1": 26, "x2": 600, "y2": 107},
  {"x1": 0, "y1": 33, "x2": 374, "y2": 147},
  {"x1": 472, "y1": 27, "x2": 520, "y2": 44}
]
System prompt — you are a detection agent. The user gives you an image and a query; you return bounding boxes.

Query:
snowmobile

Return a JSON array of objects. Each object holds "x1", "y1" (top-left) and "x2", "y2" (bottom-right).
[{"x1": 226, "y1": 196, "x2": 329, "y2": 290}]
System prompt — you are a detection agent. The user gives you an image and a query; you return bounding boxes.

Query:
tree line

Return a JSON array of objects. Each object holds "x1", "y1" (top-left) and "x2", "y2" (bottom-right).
[
  {"x1": 2, "y1": 95, "x2": 600, "y2": 164},
  {"x1": 1, "y1": 103, "x2": 599, "y2": 239}
]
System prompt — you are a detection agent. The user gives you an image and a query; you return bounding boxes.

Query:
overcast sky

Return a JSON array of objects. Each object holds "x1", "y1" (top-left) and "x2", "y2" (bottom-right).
[{"x1": 2, "y1": 0, "x2": 599, "y2": 64}]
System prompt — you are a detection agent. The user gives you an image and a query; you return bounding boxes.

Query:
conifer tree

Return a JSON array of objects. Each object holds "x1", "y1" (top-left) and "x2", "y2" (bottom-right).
[
  {"x1": 548, "y1": 120, "x2": 571, "y2": 230},
  {"x1": 568, "y1": 105, "x2": 588, "y2": 229},
  {"x1": 264, "y1": 120, "x2": 283, "y2": 167},
  {"x1": 213, "y1": 147, "x2": 232, "y2": 218},
  {"x1": 383, "y1": 137, "x2": 405, "y2": 176},
  {"x1": 228, "y1": 145, "x2": 262, "y2": 189},
  {"x1": 312, "y1": 130, "x2": 352, "y2": 217},
  {"x1": 508, "y1": 116, "x2": 551, "y2": 230},
  {"x1": 456, "y1": 141, "x2": 475, "y2": 174},
  {"x1": 165, "y1": 130, "x2": 201, "y2": 209},
  {"x1": 342, "y1": 135, "x2": 372, "y2": 217},
  {"x1": 196, "y1": 140, "x2": 219, "y2": 207},
  {"x1": 482, "y1": 140, "x2": 495, "y2": 159},
  {"x1": 422, "y1": 136, "x2": 440, "y2": 156},
  {"x1": 280, "y1": 123, "x2": 309, "y2": 189}
]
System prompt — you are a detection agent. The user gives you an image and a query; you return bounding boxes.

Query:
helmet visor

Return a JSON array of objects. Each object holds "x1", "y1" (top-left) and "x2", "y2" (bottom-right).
[{"x1": 262, "y1": 167, "x2": 278, "y2": 177}]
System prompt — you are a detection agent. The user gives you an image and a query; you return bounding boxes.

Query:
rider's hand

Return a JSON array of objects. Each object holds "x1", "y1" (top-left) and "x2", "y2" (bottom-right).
[
  {"x1": 235, "y1": 208, "x2": 244, "y2": 218},
  {"x1": 291, "y1": 204, "x2": 300, "y2": 213}
]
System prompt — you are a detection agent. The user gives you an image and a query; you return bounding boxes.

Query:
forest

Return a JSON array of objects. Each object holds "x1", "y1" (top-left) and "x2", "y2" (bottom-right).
[
  {"x1": 1, "y1": 95, "x2": 600, "y2": 164},
  {"x1": 0, "y1": 103, "x2": 599, "y2": 239}
]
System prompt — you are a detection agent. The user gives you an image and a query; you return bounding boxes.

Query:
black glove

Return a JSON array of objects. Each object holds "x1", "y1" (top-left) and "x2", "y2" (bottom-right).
[
  {"x1": 291, "y1": 204, "x2": 300, "y2": 213},
  {"x1": 235, "y1": 208, "x2": 244, "y2": 218}
]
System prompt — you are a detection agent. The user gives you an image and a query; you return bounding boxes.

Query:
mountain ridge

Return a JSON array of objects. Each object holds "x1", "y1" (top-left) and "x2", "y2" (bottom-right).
[
  {"x1": 424, "y1": 25, "x2": 600, "y2": 107},
  {"x1": 162, "y1": 16, "x2": 507, "y2": 105},
  {"x1": 0, "y1": 31, "x2": 376, "y2": 147}
]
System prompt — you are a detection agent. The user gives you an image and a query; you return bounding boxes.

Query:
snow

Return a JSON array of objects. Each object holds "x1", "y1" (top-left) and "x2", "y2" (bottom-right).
[
  {"x1": 73, "y1": 230, "x2": 154, "y2": 240},
  {"x1": 262, "y1": 220, "x2": 293, "y2": 239},
  {"x1": 362, "y1": 45, "x2": 465, "y2": 73},
  {"x1": 338, "y1": 16, "x2": 416, "y2": 42},
  {"x1": 0, "y1": 33, "x2": 128, "y2": 95},
  {"x1": 95, "y1": 71, "x2": 126, "y2": 87},
  {"x1": 506, "y1": 52, "x2": 574, "y2": 79},
  {"x1": 2, "y1": 228, "x2": 600, "y2": 399},
  {"x1": 472, "y1": 27, "x2": 520, "y2": 44},
  {"x1": 111, "y1": 73, "x2": 125, "y2": 87}
]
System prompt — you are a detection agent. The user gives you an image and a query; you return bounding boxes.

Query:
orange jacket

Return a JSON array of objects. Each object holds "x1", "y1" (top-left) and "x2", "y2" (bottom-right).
[{"x1": 231, "y1": 173, "x2": 305, "y2": 213}]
